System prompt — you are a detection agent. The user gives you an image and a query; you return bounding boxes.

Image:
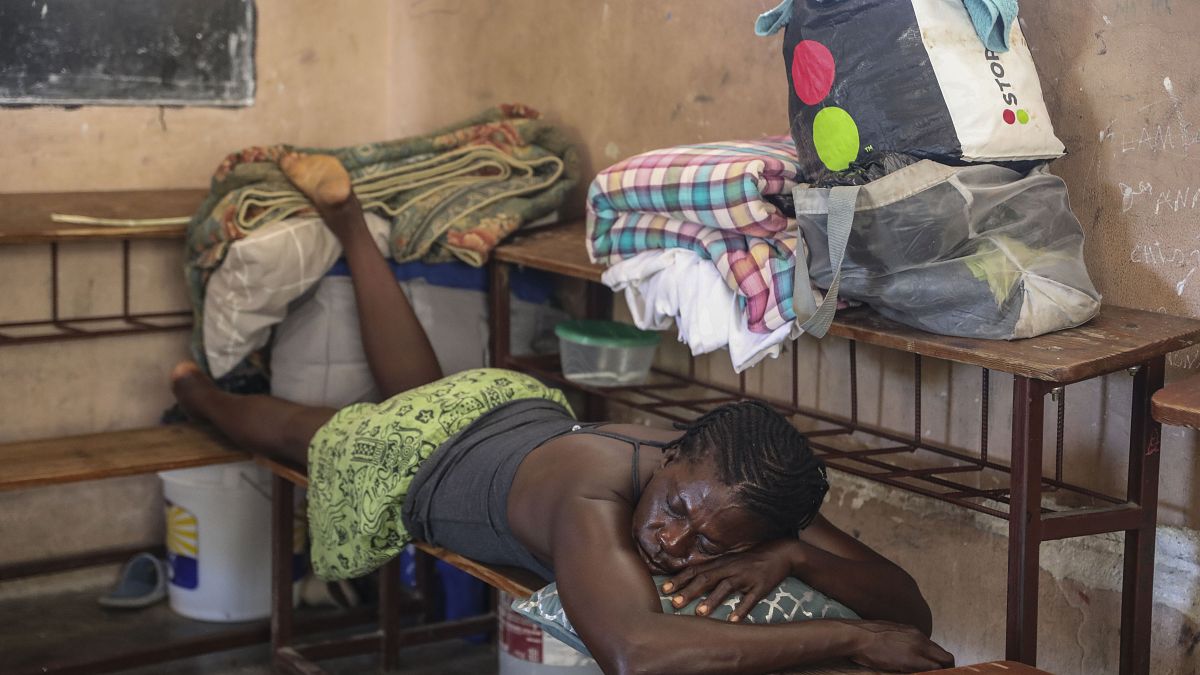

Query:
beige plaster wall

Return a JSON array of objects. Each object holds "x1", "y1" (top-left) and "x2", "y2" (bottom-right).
[{"x1": 0, "y1": 0, "x2": 396, "y2": 565}]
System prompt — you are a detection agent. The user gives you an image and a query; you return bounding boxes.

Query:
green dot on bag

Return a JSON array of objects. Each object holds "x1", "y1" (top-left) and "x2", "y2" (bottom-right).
[{"x1": 812, "y1": 106, "x2": 860, "y2": 172}]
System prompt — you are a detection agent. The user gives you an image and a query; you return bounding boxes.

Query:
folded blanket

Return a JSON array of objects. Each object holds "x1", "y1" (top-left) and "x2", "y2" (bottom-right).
[
  {"x1": 186, "y1": 104, "x2": 578, "y2": 372},
  {"x1": 587, "y1": 138, "x2": 803, "y2": 333}
]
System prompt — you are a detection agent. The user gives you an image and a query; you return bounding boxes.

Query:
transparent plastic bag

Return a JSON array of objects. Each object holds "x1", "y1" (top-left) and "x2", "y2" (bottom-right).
[{"x1": 793, "y1": 161, "x2": 1100, "y2": 340}]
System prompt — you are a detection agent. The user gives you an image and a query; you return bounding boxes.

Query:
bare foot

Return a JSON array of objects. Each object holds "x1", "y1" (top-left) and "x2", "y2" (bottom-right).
[
  {"x1": 279, "y1": 152, "x2": 353, "y2": 210},
  {"x1": 279, "y1": 152, "x2": 366, "y2": 241},
  {"x1": 171, "y1": 361, "x2": 217, "y2": 423}
]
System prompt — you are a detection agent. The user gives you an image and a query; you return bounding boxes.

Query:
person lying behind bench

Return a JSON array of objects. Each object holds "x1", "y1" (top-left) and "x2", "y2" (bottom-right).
[{"x1": 170, "y1": 153, "x2": 954, "y2": 674}]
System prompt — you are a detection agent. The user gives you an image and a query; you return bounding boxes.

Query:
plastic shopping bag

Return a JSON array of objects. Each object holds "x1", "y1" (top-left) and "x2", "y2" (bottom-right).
[{"x1": 792, "y1": 161, "x2": 1099, "y2": 340}]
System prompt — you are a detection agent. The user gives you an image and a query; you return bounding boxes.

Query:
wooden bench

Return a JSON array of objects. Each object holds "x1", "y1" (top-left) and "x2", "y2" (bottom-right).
[
  {"x1": 0, "y1": 189, "x2": 203, "y2": 346},
  {"x1": 254, "y1": 455, "x2": 544, "y2": 675},
  {"x1": 0, "y1": 424, "x2": 256, "y2": 672},
  {"x1": 0, "y1": 425, "x2": 247, "y2": 492},
  {"x1": 488, "y1": 222, "x2": 1200, "y2": 675},
  {"x1": 1151, "y1": 375, "x2": 1200, "y2": 430}
]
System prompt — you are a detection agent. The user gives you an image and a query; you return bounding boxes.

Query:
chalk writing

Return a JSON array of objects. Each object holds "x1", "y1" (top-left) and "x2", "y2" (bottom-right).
[
  {"x1": 1114, "y1": 0, "x2": 1172, "y2": 15},
  {"x1": 1117, "y1": 181, "x2": 1200, "y2": 215},
  {"x1": 1119, "y1": 181, "x2": 1154, "y2": 212},
  {"x1": 1168, "y1": 347, "x2": 1200, "y2": 369},
  {"x1": 1129, "y1": 242, "x2": 1200, "y2": 268},
  {"x1": 1118, "y1": 122, "x2": 1200, "y2": 156}
]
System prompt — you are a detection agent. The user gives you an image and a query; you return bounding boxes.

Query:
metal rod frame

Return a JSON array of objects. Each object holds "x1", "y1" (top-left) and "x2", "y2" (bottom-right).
[
  {"x1": 267, "y1": 474, "x2": 491, "y2": 675},
  {"x1": 0, "y1": 239, "x2": 191, "y2": 347},
  {"x1": 487, "y1": 263, "x2": 1166, "y2": 674}
]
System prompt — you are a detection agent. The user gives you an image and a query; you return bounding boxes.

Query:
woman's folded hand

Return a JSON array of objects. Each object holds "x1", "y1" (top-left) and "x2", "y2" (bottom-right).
[{"x1": 660, "y1": 538, "x2": 801, "y2": 622}]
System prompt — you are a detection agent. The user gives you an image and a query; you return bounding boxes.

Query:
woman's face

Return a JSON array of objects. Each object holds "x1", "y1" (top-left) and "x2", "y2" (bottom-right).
[{"x1": 630, "y1": 453, "x2": 771, "y2": 574}]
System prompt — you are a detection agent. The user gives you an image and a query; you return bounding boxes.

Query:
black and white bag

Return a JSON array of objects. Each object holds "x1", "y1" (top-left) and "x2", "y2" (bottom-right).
[{"x1": 757, "y1": 0, "x2": 1066, "y2": 185}]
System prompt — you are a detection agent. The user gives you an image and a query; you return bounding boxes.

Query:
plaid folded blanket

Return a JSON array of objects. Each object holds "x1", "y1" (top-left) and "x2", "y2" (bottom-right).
[
  {"x1": 186, "y1": 104, "x2": 578, "y2": 372},
  {"x1": 586, "y1": 138, "x2": 803, "y2": 333}
]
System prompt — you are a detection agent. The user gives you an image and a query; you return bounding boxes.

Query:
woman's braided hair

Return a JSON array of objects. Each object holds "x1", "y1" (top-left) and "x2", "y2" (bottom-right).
[{"x1": 667, "y1": 400, "x2": 828, "y2": 538}]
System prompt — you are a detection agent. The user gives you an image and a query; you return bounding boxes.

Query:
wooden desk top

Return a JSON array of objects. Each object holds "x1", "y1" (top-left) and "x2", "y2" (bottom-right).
[
  {"x1": 494, "y1": 222, "x2": 1200, "y2": 383},
  {"x1": 494, "y1": 222, "x2": 606, "y2": 283},
  {"x1": 1152, "y1": 374, "x2": 1200, "y2": 429},
  {"x1": 0, "y1": 189, "x2": 207, "y2": 244},
  {"x1": 0, "y1": 425, "x2": 247, "y2": 491}
]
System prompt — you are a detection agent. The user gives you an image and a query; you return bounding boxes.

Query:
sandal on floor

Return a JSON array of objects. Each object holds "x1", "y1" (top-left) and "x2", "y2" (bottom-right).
[{"x1": 98, "y1": 552, "x2": 168, "y2": 609}]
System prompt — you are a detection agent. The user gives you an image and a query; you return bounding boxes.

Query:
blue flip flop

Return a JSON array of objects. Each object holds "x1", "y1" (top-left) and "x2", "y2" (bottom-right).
[{"x1": 98, "y1": 552, "x2": 168, "y2": 609}]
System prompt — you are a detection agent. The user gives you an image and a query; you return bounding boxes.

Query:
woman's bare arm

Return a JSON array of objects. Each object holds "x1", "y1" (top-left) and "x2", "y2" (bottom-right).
[
  {"x1": 664, "y1": 514, "x2": 934, "y2": 635},
  {"x1": 792, "y1": 515, "x2": 933, "y2": 633},
  {"x1": 549, "y1": 498, "x2": 952, "y2": 675}
]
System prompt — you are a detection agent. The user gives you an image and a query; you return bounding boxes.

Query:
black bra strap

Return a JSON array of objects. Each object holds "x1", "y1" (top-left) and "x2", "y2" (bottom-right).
[{"x1": 570, "y1": 426, "x2": 672, "y2": 503}]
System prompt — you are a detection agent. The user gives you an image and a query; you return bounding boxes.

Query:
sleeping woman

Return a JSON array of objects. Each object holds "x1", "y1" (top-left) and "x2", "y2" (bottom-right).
[{"x1": 171, "y1": 153, "x2": 955, "y2": 674}]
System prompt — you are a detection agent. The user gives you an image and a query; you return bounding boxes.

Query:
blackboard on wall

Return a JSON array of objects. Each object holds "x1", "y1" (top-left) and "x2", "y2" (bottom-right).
[{"x1": 0, "y1": 0, "x2": 255, "y2": 107}]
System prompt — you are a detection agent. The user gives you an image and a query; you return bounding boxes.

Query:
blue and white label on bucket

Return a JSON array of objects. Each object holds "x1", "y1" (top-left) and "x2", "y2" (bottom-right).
[{"x1": 166, "y1": 501, "x2": 199, "y2": 590}]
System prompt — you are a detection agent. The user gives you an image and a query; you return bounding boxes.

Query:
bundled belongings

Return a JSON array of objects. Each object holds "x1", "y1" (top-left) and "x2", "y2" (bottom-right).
[
  {"x1": 756, "y1": 0, "x2": 1064, "y2": 187},
  {"x1": 588, "y1": 138, "x2": 837, "y2": 372},
  {"x1": 750, "y1": 0, "x2": 1098, "y2": 340},
  {"x1": 186, "y1": 105, "x2": 578, "y2": 378},
  {"x1": 793, "y1": 162, "x2": 1100, "y2": 340}
]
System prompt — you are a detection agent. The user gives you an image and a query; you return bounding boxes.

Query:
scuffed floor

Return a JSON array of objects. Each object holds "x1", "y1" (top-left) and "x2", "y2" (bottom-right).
[
  {"x1": 822, "y1": 473, "x2": 1200, "y2": 675},
  {"x1": 0, "y1": 583, "x2": 497, "y2": 675}
]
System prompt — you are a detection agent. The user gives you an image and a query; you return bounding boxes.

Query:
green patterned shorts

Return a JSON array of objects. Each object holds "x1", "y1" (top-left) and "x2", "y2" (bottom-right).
[{"x1": 306, "y1": 368, "x2": 569, "y2": 580}]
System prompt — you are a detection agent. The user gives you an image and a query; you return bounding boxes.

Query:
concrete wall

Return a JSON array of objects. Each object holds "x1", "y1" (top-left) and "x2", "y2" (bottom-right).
[{"x1": 2, "y1": 0, "x2": 1199, "y2": 671}]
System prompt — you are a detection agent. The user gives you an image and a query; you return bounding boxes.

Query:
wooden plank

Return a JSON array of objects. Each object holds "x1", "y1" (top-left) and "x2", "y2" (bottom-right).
[
  {"x1": 255, "y1": 455, "x2": 311, "y2": 487},
  {"x1": 412, "y1": 542, "x2": 545, "y2": 600},
  {"x1": 0, "y1": 189, "x2": 206, "y2": 244},
  {"x1": 1152, "y1": 374, "x2": 1200, "y2": 429},
  {"x1": 827, "y1": 305, "x2": 1200, "y2": 384},
  {"x1": 493, "y1": 223, "x2": 1200, "y2": 383},
  {"x1": 493, "y1": 221, "x2": 604, "y2": 283},
  {"x1": 0, "y1": 425, "x2": 247, "y2": 491}
]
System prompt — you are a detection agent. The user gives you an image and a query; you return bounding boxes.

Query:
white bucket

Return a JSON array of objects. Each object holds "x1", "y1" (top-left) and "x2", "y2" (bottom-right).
[
  {"x1": 498, "y1": 592, "x2": 603, "y2": 675},
  {"x1": 159, "y1": 462, "x2": 274, "y2": 622}
]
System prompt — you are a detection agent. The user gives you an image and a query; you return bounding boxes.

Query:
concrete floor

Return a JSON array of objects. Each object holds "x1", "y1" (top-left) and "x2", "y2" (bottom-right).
[{"x1": 0, "y1": 581, "x2": 497, "y2": 675}]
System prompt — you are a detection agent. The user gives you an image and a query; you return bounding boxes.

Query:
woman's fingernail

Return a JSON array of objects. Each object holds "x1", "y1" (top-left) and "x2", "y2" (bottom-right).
[
  {"x1": 662, "y1": 582, "x2": 673, "y2": 592},
  {"x1": 673, "y1": 596, "x2": 683, "y2": 606},
  {"x1": 730, "y1": 615, "x2": 740, "y2": 623},
  {"x1": 697, "y1": 604, "x2": 708, "y2": 615}
]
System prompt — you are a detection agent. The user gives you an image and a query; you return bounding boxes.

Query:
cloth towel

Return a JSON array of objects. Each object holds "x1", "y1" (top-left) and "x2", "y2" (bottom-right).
[
  {"x1": 587, "y1": 137, "x2": 804, "y2": 334},
  {"x1": 962, "y1": 0, "x2": 1019, "y2": 52},
  {"x1": 602, "y1": 250, "x2": 801, "y2": 373}
]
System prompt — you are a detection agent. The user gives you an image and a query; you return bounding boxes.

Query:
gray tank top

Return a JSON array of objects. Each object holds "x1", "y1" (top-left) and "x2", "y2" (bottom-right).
[{"x1": 401, "y1": 398, "x2": 667, "y2": 581}]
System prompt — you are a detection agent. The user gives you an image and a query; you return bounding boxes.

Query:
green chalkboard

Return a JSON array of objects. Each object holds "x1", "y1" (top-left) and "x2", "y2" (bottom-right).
[{"x1": 0, "y1": 0, "x2": 255, "y2": 107}]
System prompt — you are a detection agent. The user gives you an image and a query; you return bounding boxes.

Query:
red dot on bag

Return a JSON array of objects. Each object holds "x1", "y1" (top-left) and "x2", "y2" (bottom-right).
[
  {"x1": 1003, "y1": 109, "x2": 1017, "y2": 125},
  {"x1": 791, "y1": 40, "x2": 836, "y2": 106}
]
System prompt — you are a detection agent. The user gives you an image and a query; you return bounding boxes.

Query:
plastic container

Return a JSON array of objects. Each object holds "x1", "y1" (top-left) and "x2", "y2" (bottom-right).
[
  {"x1": 498, "y1": 592, "x2": 602, "y2": 674},
  {"x1": 159, "y1": 462, "x2": 274, "y2": 622},
  {"x1": 554, "y1": 320, "x2": 659, "y2": 387}
]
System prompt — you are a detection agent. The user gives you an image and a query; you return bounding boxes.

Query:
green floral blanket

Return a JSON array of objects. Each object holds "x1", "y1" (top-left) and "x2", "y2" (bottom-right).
[{"x1": 185, "y1": 104, "x2": 579, "y2": 372}]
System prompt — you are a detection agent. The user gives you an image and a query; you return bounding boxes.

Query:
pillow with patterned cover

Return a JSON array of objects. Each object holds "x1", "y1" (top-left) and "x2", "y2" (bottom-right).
[{"x1": 510, "y1": 575, "x2": 860, "y2": 656}]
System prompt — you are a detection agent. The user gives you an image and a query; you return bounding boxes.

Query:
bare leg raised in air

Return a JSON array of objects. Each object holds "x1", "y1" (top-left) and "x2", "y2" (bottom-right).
[{"x1": 171, "y1": 153, "x2": 443, "y2": 465}]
